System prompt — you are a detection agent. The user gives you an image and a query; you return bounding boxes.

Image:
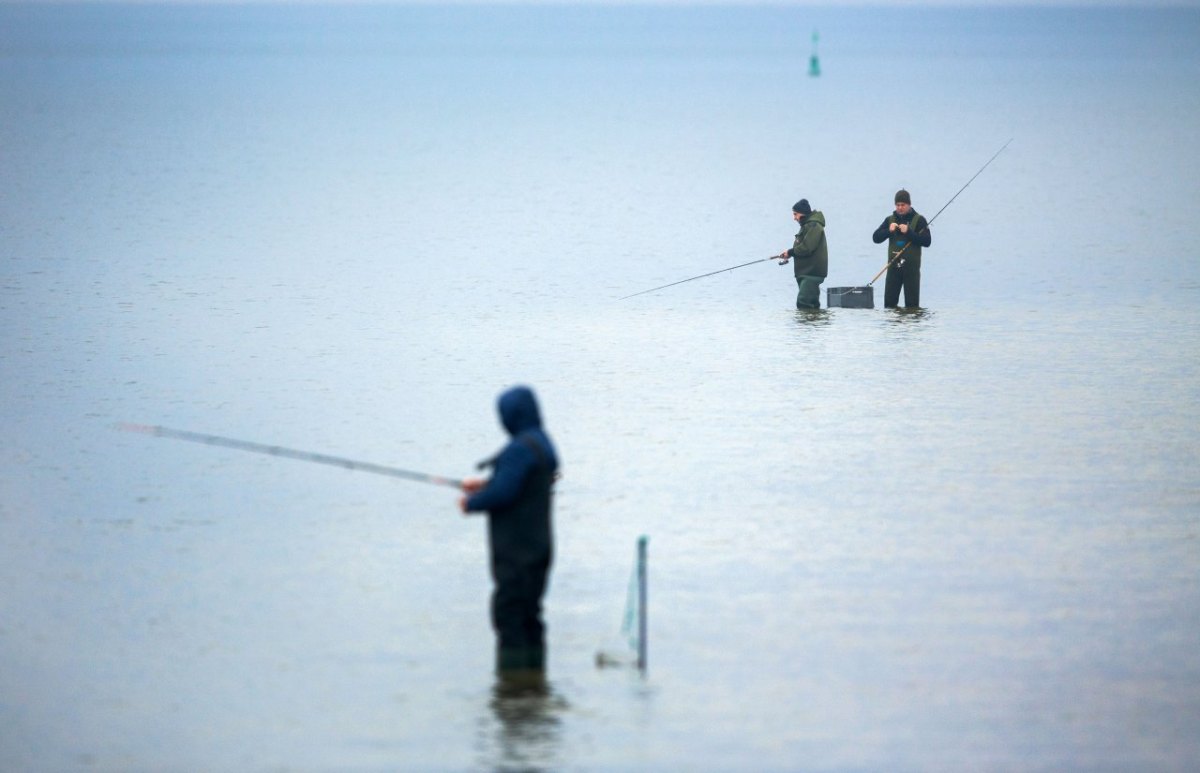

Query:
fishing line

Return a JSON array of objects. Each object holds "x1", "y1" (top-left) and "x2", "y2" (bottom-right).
[{"x1": 117, "y1": 423, "x2": 464, "y2": 489}]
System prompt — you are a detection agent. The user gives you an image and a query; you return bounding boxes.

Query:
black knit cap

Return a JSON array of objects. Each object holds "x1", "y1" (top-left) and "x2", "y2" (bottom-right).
[
  {"x1": 792, "y1": 199, "x2": 812, "y2": 216},
  {"x1": 894, "y1": 189, "x2": 911, "y2": 204}
]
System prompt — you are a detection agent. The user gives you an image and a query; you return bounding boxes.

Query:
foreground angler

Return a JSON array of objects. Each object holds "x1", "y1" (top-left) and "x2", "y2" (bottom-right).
[{"x1": 460, "y1": 385, "x2": 559, "y2": 673}]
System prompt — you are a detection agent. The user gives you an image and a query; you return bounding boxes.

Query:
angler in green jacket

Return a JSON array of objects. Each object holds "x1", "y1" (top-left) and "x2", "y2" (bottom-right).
[
  {"x1": 872, "y1": 188, "x2": 932, "y2": 308},
  {"x1": 776, "y1": 199, "x2": 828, "y2": 309}
]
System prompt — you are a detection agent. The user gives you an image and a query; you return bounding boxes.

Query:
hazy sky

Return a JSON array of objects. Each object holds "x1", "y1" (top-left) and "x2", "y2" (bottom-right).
[{"x1": 2, "y1": 0, "x2": 1199, "y2": 5}]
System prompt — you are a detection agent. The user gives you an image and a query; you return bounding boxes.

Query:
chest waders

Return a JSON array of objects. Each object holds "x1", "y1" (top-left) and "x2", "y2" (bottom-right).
[{"x1": 885, "y1": 213, "x2": 924, "y2": 308}]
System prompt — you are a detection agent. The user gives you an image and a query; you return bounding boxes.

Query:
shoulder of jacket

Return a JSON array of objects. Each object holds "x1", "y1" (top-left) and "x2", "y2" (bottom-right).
[{"x1": 511, "y1": 432, "x2": 548, "y2": 464}]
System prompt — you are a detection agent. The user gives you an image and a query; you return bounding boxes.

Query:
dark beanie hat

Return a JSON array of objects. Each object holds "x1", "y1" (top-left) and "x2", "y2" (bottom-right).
[
  {"x1": 894, "y1": 189, "x2": 911, "y2": 204},
  {"x1": 793, "y1": 199, "x2": 812, "y2": 216}
]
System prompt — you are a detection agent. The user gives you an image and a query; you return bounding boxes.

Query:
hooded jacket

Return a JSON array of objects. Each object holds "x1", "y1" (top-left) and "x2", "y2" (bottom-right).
[
  {"x1": 464, "y1": 386, "x2": 558, "y2": 567},
  {"x1": 787, "y1": 210, "x2": 828, "y2": 279}
]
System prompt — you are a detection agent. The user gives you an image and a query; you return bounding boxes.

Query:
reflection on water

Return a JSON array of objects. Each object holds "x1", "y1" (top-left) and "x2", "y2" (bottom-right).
[
  {"x1": 793, "y1": 308, "x2": 832, "y2": 327},
  {"x1": 481, "y1": 671, "x2": 567, "y2": 773},
  {"x1": 883, "y1": 307, "x2": 934, "y2": 324}
]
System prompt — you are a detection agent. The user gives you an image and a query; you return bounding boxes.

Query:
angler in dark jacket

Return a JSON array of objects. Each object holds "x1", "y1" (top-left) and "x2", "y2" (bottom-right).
[
  {"x1": 872, "y1": 188, "x2": 932, "y2": 308},
  {"x1": 777, "y1": 199, "x2": 828, "y2": 309},
  {"x1": 460, "y1": 385, "x2": 559, "y2": 672}
]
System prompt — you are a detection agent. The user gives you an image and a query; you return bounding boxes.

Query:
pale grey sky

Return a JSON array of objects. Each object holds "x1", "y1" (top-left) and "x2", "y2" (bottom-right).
[{"x1": 3, "y1": 0, "x2": 1199, "y2": 5}]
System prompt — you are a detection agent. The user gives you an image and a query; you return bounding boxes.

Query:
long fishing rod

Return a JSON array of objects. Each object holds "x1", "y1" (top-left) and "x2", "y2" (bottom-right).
[
  {"x1": 117, "y1": 423, "x2": 464, "y2": 490},
  {"x1": 868, "y1": 137, "x2": 1012, "y2": 286},
  {"x1": 619, "y1": 256, "x2": 777, "y2": 300}
]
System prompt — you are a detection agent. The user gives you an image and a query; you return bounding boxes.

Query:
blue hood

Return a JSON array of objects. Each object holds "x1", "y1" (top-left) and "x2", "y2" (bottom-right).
[{"x1": 498, "y1": 385, "x2": 542, "y2": 436}]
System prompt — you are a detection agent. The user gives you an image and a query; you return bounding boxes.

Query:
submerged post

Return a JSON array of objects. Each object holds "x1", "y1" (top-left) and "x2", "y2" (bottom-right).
[
  {"x1": 637, "y1": 535, "x2": 648, "y2": 672},
  {"x1": 594, "y1": 535, "x2": 651, "y2": 671}
]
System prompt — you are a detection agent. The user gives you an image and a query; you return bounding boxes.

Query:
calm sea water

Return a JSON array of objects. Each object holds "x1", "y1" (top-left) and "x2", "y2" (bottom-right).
[{"x1": 2, "y1": 4, "x2": 1199, "y2": 771}]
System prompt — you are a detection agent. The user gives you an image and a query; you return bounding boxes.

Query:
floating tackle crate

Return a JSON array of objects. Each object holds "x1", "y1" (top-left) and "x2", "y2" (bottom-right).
[{"x1": 826, "y1": 286, "x2": 874, "y2": 309}]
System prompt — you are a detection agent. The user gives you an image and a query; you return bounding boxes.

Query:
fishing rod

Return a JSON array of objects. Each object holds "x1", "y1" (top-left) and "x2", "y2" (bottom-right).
[
  {"x1": 619, "y1": 256, "x2": 777, "y2": 300},
  {"x1": 868, "y1": 137, "x2": 1012, "y2": 286},
  {"x1": 117, "y1": 423, "x2": 464, "y2": 490}
]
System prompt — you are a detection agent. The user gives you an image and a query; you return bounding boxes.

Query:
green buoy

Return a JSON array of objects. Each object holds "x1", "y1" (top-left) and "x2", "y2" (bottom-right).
[{"x1": 809, "y1": 30, "x2": 821, "y2": 77}]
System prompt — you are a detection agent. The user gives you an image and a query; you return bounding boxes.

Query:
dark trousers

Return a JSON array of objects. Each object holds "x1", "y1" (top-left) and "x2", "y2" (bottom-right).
[
  {"x1": 884, "y1": 260, "x2": 921, "y2": 308},
  {"x1": 491, "y1": 557, "x2": 550, "y2": 671}
]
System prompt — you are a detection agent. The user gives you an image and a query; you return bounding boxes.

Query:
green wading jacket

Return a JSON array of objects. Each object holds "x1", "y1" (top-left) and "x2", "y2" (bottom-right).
[{"x1": 788, "y1": 211, "x2": 828, "y2": 279}]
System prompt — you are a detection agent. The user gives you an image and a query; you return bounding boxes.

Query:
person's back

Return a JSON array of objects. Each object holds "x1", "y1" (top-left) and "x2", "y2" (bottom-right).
[
  {"x1": 483, "y1": 388, "x2": 555, "y2": 572},
  {"x1": 791, "y1": 210, "x2": 828, "y2": 280}
]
